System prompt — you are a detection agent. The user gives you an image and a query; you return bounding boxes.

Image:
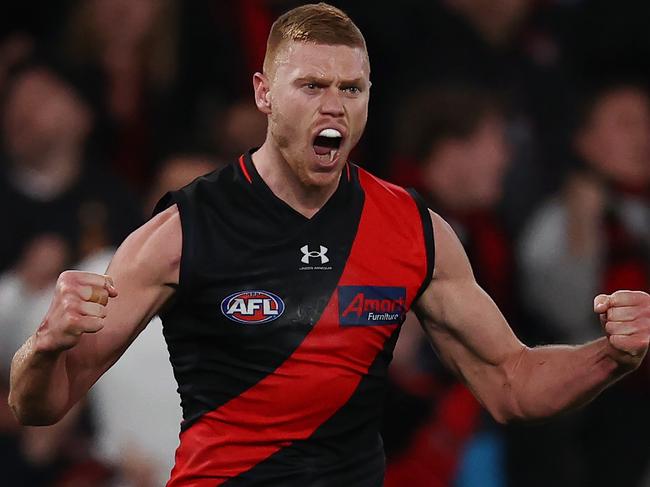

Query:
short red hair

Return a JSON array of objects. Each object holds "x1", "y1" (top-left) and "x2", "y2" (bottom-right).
[{"x1": 263, "y1": 2, "x2": 368, "y2": 76}]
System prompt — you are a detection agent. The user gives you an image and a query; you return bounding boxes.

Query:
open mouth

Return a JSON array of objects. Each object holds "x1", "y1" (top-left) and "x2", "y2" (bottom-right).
[{"x1": 313, "y1": 128, "x2": 343, "y2": 162}]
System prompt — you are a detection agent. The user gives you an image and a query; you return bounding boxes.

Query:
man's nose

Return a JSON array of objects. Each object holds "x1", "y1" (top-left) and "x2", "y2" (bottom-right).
[{"x1": 319, "y1": 88, "x2": 345, "y2": 117}]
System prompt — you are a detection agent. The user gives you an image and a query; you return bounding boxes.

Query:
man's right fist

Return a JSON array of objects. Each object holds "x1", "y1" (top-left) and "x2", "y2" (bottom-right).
[{"x1": 35, "y1": 271, "x2": 118, "y2": 353}]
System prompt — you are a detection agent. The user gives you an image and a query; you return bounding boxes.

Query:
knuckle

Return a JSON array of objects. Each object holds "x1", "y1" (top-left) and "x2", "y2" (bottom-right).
[
  {"x1": 65, "y1": 313, "x2": 80, "y2": 326},
  {"x1": 56, "y1": 279, "x2": 70, "y2": 295},
  {"x1": 61, "y1": 297, "x2": 76, "y2": 313},
  {"x1": 59, "y1": 270, "x2": 72, "y2": 281},
  {"x1": 59, "y1": 271, "x2": 77, "y2": 285}
]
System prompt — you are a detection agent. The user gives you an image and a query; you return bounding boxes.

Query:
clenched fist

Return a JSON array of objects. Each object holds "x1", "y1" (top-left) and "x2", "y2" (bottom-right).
[
  {"x1": 594, "y1": 290, "x2": 650, "y2": 369},
  {"x1": 35, "y1": 271, "x2": 118, "y2": 353}
]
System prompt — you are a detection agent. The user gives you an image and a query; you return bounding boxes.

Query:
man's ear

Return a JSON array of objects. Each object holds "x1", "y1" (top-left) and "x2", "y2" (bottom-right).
[{"x1": 253, "y1": 72, "x2": 272, "y2": 115}]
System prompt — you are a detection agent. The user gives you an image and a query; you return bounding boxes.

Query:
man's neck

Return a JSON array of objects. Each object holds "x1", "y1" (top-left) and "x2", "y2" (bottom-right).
[{"x1": 252, "y1": 142, "x2": 341, "y2": 219}]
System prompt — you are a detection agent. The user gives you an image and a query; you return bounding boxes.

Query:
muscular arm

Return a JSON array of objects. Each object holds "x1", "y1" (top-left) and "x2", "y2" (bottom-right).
[
  {"x1": 9, "y1": 206, "x2": 181, "y2": 425},
  {"x1": 414, "y1": 211, "x2": 648, "y2": 423}
]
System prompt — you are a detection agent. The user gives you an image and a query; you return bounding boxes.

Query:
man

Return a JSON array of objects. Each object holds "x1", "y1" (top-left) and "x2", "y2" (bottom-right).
[
  {"x1": 518, "y1": 81, "x2": 650, "y2": 487},
  {"x1": 520, "y1": 81, "x2": 650, "y2": 344},
  {"x1": 8, "y1": 4, "x2": 650, "y2": 486},
  {"x1": 0, "y1": 64, "x2": 142, "y2": 273}
]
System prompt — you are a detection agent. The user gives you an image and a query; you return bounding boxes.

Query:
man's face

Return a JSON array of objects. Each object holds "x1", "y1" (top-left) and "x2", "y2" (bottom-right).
[
  {"x1": 423, "y1": 114, "x2": 510, "y2": 211},
  {"x1": 578, "y1": 88, "x2": 650, "y2": 187},
  {"x1": 3, "y1": 69, "x2": 90, "y2": 166},
  {"x1": 258, "y1": 41, "x2": 370, "y2": 187},
  {"x1": 459, "y1": 115, "x2": 510, "y2": 208}
]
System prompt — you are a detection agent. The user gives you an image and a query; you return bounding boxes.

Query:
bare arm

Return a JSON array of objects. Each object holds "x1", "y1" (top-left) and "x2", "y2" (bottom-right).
[
  {"x1": 9, "y1": 206, "x2": 181, "y2": 425},
  {"x1": 414, "y1": 211, "x2": 650, "y2": 424}
]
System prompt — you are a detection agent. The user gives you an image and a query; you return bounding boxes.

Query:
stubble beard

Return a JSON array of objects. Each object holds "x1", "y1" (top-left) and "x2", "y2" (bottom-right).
[{"x1": 270, "y1": 121, "x2": 318, "y2": 188}]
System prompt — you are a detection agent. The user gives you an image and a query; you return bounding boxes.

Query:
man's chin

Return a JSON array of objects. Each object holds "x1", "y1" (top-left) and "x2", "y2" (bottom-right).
[
  {"x1": 301, "y1": 165, "x2": 344, "y2": 189},
  {"x1": 305, "y1": 170, "x2": 339, "y2": 187}
]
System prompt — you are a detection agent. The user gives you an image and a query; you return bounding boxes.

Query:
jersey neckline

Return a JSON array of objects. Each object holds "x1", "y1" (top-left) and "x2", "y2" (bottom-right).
[{"x1": 238, "y1": 148, "x2": 356, "y2": 224}]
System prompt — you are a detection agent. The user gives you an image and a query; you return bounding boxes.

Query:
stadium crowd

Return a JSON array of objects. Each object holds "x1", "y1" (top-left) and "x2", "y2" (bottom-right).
[{"x1": 0, "y1": 1, "x2": 649, "y2": 486}]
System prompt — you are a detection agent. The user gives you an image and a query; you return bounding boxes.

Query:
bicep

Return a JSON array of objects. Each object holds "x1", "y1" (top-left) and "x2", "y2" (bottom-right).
[
  {"x1": 413, "y1": 212, "x2": 524, "y2": 406},
  {"x1": 66, "y1": 206, "x2": 181, "y2": 400}
]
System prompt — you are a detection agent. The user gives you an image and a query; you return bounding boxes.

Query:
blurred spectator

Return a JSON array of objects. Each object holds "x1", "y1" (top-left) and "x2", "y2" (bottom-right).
[
  {"x1": 384, "y1": 85, "x2": 511, "y2": 487},
  {"x1": 189, "y1": 96, "x2": 267, "y2": 165},
  {"x1": 520, "y1": 82, "x2": 650, "y2": 344},
  {"x1": 63, "y1": 0, "x2": 180, "y2": 189},
  {"x1": 2, "y1": 403, "x2": 113, "y2": 487},
  {"x1": 378, "y1": 0, "x2": 573, "y2": 231},
  {"x1": 518, "y1": 81, "x2": 650, "y2": 487},
  {"x1": 0, "y1": 64, "x2": 142, "y2": 273},
  {"x1": 393, "y1": 85, "x2": 515, "y2": 315},
  {"x1": 0, "y1": 64, "x2": 142, "y2": 484},
  {"x1": 212, "y1": 98, "x2": 268, "y2": 162}
]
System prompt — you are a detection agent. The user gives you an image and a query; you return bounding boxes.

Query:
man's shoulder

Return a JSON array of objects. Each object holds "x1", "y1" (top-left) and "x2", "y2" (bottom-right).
[
  {"x1": 117, "y1": 205, "x2": 182, "y2": 285},
  {"x1": 353, "y1": 163, "x2": 412, "y2": 200}
]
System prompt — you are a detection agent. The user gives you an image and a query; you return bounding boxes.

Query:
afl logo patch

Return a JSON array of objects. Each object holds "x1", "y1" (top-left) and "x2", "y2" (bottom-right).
[{"x1": 221, "y1": 290, "x2": 285, "y2": 324}]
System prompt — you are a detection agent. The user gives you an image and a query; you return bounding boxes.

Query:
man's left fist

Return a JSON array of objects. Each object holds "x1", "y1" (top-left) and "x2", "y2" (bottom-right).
[{"x1": 594, "y1": 290, "x2": 650, "y2": 369}]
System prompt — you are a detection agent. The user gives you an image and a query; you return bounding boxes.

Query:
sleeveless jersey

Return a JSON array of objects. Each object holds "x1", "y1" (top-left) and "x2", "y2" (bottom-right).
[{"x1": 153, "y1": 150, "x2": 434, "y2": 486}]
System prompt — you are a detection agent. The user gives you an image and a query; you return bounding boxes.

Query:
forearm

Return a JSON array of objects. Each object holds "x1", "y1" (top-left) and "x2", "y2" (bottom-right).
[
  {"x1": 8, "y1": 332, "x2": 72, "y2": 426},
  {"x1": 505, "y1": 337, "x2": 625, "y2": 421}
]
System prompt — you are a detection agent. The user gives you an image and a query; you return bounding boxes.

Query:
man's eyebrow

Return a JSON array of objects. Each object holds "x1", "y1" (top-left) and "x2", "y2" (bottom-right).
[
  {"x1": 294, "y1": 75, "x2": 331, "y2": 84},
  {"x1": 339, "y1": 77, "x2": 365, "y2": 86},
  {"x1": 294, "y1": 76, "x2": 367, "y2": 86}
]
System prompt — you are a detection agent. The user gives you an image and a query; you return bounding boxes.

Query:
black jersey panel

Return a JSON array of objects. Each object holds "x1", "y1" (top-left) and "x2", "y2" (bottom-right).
[
  {"x1": 406, "y1": 188, "x2": 435, "y2": 301},
  {"x1": 153, "y1": 157, "x2": 365, "y2": 429}
]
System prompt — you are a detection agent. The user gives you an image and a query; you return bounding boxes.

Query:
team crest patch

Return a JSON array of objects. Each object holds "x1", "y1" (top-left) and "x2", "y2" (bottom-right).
[
  {"x1": 338, "y1": 286, "x2": 407, "y2": 326},
  {"x1": 221, "y1": 290, "x2": 285, "y2": 324}
]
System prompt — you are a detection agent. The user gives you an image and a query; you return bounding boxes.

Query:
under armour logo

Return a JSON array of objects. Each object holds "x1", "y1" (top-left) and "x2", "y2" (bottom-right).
[{"x1": 301, "y1": 245, "x2": 329, "y2": 264}]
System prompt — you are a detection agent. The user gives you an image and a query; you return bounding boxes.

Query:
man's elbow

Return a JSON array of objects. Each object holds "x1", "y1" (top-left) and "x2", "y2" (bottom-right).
[
  {"x1": 7, "y1": 392, "x2": 64, "y2": 426},
  {"x1": 488, "y1": 408, "x2": 512, "y2": 425},
  {"x1": 484, "y1": 350, "x2": 530, "y2": 425},
  {"x1": 485, "y1": 399, "x2": 524, "y2": 425}
]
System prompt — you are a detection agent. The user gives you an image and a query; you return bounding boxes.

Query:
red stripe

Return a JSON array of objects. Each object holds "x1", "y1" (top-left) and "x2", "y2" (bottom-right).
[
  {"x1": 168, "y1": 169, "x2": 427, "y2": 486},
  {"x1": 239, "y1": 155, "x2": 252, "y2": 184},
  {"x1": 346, "y1": 162, "x2": 351, "y2": 181}
]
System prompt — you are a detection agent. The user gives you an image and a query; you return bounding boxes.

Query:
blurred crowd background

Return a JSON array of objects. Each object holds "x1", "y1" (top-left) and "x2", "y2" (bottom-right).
[{"x1": 0, "y1": 0, "x2": 649, "y2": 486}]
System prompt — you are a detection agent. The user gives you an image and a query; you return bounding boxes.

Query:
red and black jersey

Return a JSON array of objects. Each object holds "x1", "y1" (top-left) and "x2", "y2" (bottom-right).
[{"x1": 153, "y1": 150, "x2": 434, "y2": 486}]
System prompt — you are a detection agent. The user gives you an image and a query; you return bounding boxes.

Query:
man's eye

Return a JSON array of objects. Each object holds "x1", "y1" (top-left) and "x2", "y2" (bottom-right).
[
  {"x1": 342, "y1": 86, "x2": 361, "y2": 95},
  {"x1": 305, "y1": 83, "x2": 318, "y2": 90}
]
